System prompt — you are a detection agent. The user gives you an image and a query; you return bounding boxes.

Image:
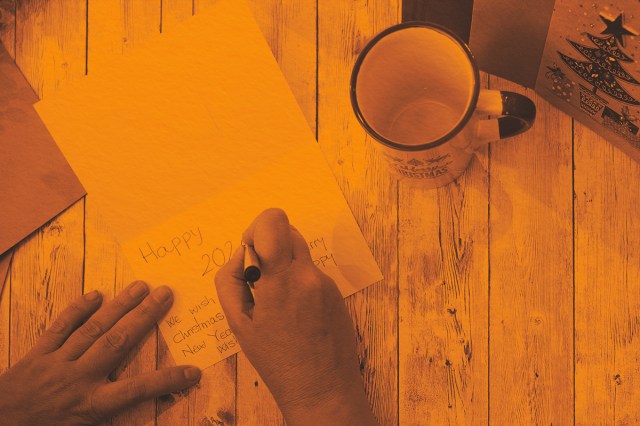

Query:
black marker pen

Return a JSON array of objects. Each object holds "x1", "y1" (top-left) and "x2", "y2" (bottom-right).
[{"x1": 242, "y1": 242, "x2": 261, "y2": 283}]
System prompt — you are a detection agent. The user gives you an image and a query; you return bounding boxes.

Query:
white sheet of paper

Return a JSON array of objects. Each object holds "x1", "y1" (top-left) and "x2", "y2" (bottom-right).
[{"x1": 35, "y1": 0, "x2": 383, "y2": 369}]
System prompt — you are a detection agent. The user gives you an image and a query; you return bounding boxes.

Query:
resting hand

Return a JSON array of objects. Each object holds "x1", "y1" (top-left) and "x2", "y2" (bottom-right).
[
  {"x1": 215, "y1": 208, "x2": 377, "y2": 426},
  {"x1": 0, "y1": 282, "x2": 201, "y2": 426}
]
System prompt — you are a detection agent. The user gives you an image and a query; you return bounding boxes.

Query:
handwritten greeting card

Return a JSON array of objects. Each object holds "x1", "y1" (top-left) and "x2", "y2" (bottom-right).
[
  {"x1": 120, "y1": 143, "x2": 382, "y2": 367},
  {"x1": 34, "y1": 0, "x2": 382, "y2": 369}
]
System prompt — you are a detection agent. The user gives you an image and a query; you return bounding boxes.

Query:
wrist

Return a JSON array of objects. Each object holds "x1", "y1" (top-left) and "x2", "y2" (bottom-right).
[
  {"x1": 279, "y1": 382, "x2": 377, "y2": 426},
  {"x1": 0, "y1": 397, "x2": 26, "y2": 426}
]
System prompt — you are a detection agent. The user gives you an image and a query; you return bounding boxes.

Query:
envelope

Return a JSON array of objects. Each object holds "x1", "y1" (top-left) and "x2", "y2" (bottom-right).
[
  {"x1": 469, "y1": 0, "x2": 556, "y2": 88},
  {"x1": 0, "y1": 43, "x2": 86, "y2": 266}
]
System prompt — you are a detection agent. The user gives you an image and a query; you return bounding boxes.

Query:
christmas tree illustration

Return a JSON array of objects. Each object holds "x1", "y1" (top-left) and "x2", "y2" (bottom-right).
[{"x1": 558, "y1": 13, "x2": 639, "y2": 112}]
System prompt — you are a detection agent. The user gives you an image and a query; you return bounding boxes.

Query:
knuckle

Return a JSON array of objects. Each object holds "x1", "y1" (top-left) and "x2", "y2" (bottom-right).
[
  {"x1": 261, "y1": 208, "x2": 288, "y2": 223},
  {"x1": 135, "y1": 300, "x2": 155, "y2": 317},
  {"x1": 80, "y1": 320, "x2": 106, "y2": 339},
  {"x1": 126, "y1": 379, "x2": 147, "y2": 401},
  {"x1": 111, "y1": 296, "x2": 129, "y2": 312},
  {"x1": 48, "y1": 318, "x2": 67, "y2": 334},
  {"x1": 68, "y1": 300, "x2": 86, "y2": 313},
  {"x1": 104, "y1": 328, "x2": 128, "y2": 351},
  {"x1": 129, "y1": 279, "x2": 147, "y2": 289}
]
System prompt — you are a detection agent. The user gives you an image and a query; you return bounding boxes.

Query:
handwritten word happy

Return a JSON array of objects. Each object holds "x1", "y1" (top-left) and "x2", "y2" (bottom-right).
[{"x1": 138, "y1": 227, "x2": 203, "y2": 263}]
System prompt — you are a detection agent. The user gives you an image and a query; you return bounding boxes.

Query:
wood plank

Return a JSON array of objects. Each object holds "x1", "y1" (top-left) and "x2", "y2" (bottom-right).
[
  {"x1": 156, "y1": 335, "x2": 192, "y2": 426},
  {"x1": 154, "y1": 3, "x2": 235, "y2": 425},
  {"x1": 248, "y1": 0, "x2": 317, "y2": 134},
  {"x1": 574, "y1": 125, "x2": 640, "y2": 425},
  {"x1": 88, "y1": 0, "x2": 161, "y2": 66},
  {"x1": 488, "y1": 77, "x2": 574, "y2": 424},
  {"x1": 398, "y1": 74, "x2": 490, "y2": 425},
  {"x1": 0, "y1": 268, "x2": 8, "y2": 372},
  {"x1": 318, "y1": 1, "x2": 400, "y2": 424},
  {"x1": 0, "y1": 0, "x2": 14, "y2": 381},
  {"x1": 9, "y1": 205, "x2": 85, "y2": 360},
  {"x1": 231, "y1": 2, "x2": 318, "y2": 424},
  {"x1": 10, "y1": 0, "x2": 86, "y2": 363},
  {"x1": 84, "y1": 2, "x2": 162, "y2": 425},
  {"x1": 16, "y1": 0, "x2": 87, "y2": 99},
  {"x1": 0, "y1": 0, "x2": 15, "y2": 57},
  {"x1": 84, "y1": 0, "x2": 160, "y2": 302},
  {"x1": 192, "y1": 0, "x2": 216, "y2": 15}
]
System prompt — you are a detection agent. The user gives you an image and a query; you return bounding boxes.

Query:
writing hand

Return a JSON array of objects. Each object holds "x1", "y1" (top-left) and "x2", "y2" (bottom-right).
[
  {"x1": 215, "y1": 208, "x2": 377, "y2": 426},
  {"x1": 0, "y1": 282, "x2": 201, "y2": 426}
]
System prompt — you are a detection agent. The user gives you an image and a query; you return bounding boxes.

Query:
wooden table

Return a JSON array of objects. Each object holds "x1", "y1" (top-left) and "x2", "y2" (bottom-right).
[{"x1": 1, "y1": 0, "x2": 639, "y2": 424}]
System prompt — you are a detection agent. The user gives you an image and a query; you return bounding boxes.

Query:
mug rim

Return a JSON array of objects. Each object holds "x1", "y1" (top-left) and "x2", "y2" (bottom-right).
[{"x1": 350, "y1": 21, "x2": 481, "y2": 152}]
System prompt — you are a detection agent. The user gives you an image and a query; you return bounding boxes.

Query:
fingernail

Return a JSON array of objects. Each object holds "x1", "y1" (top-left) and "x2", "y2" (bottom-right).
[
  {"x1": 129, "y1": 281, "x2": 149, "y2": 298},
  {"x1": 184, "y1": 367, "x2": 201, "y2": 381},
  {"x1": 152, "y1": 286, "x2": 172, "y2": 303},
  {"x1": 84, "y1": 290, "x2": 101, "y2": 301}
]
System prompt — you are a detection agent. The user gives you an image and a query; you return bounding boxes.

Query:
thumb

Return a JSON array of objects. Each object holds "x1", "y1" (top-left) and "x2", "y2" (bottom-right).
[{"x1": 215, "y1": 244, "x2": 254, "y2": 331}]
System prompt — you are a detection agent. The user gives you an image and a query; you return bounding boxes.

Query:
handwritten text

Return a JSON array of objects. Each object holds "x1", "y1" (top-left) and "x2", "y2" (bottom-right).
[{"x1": 139, "y1": 227, "x2": 204, "y2": 263}]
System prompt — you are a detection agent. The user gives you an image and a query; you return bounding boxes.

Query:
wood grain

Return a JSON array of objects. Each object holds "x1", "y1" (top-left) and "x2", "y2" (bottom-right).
[
  {"x1": 488, "y1": 77, "x2": 574, "y2": 424},
  {"x1": 16, "y1": 0, "x2": 87, "y2": 98},
  {"x1": 0, "y1": 270, "x2": 8, "y2": 374},
  {"x1": 11, "y1": 0, "x2": 86, "y2": 365},
  {"x1": 154, "y1": 3, "x2": 236, "y2": 425},
  {"x1": 0, "y1": 256, "x2": 8, "y2": 371},
  {"x1": 248, "y1": 0, "x2": 317, "y2": 134},
  {"x1": 0, "y1": 0, "x2": 13, "y2": 381},
  {"x1": 8, "y1": 1, "x2": 640, "y2": 425},
  {"x1": 88, "y1": 0, "x2": 161, "y2": 65},
  {"x1": 231, "y1": 2, "x2": 318, "y2": 425},
  {"x1": 0, "y1": 0, "x2": 14, "y2": 57},
  {"x1": 398, "y1": 74, "x2": 490, "y2": 425},
  {"x1": 85, "y1": 1, "x2": 162, "y2": 425},
  {"x1": 9, "y1": 207, "x2": 85, "y2": 360},
  {"x1": 574, "y1": 124, "x2": 640, "y2": 425},
  {"x1": 318, "y1": 1, "x2": 400, "y2": 424},
  {"x1": 192, "y1": 0, "x2": 216, "y2": 15}
]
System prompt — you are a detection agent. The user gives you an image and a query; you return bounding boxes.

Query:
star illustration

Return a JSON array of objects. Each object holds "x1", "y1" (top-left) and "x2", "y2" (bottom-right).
[{"x1": 600, "y1": 13, "x2": 637, "y2": 47}]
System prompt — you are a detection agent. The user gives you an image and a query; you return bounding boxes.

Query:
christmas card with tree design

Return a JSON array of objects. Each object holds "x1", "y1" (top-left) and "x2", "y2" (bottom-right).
[
  {"x1": 535, "y1": 1, "x2": 640, "y2": 158},
  {"x1": 470, "y1": 0, "x2": 640, "y2": 162}
]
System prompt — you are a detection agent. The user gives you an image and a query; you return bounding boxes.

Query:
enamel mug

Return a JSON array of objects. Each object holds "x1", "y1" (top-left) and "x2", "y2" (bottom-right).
[{"x1": 351, "y1": 22, "x2": 536, "y2": 187}]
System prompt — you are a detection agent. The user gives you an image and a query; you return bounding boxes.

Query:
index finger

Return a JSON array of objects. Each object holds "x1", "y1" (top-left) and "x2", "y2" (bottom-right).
[
  {"x1": 79, "y1": 286, "x2": 174, "y2": 375},
  {"x1": 242, "y1": 208, "x2": 311, "y2": 274},
  {"x1": 242, "y1": 208, "x2": 294, "y2": 275}
]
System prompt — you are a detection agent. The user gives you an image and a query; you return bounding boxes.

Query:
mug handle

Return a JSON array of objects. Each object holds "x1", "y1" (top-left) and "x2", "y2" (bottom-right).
[{"x1": 473, "y1": 89, "x2": 536, "y2": 149}]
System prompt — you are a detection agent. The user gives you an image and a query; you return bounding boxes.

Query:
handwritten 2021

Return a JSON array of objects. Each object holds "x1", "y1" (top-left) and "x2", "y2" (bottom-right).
[{"x1": 201, "y1": 240, "x2": 234, "y2": 276}]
